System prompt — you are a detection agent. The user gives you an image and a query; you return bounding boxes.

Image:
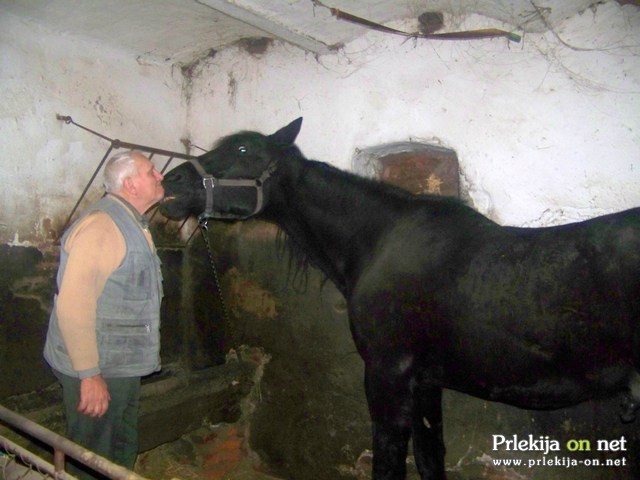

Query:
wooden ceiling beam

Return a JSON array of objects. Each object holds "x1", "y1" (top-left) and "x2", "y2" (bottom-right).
[{"x1": 199, "y1": 0, "x2": 331, "y2": 55}]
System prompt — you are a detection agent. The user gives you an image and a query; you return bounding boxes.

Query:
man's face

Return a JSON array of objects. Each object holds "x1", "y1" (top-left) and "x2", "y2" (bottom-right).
[{"x1": 131, "y1": 154, "x2": 165, "y2": 211}]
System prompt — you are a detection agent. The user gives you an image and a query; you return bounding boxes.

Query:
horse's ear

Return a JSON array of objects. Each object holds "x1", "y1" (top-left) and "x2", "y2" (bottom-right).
[{"x1": 270, "y1": 117, "x2": 303, "y2": 146}]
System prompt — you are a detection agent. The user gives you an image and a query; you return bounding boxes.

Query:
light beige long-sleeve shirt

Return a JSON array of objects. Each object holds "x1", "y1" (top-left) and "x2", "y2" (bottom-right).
[{"x1": 56, "y1": 196, "x2": 154, "y2": 373}]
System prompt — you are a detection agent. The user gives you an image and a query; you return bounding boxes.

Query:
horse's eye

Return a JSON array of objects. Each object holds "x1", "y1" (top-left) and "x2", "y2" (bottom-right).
[{"x1": 238, "y1": 145, "x2": 248, "y2": 155}]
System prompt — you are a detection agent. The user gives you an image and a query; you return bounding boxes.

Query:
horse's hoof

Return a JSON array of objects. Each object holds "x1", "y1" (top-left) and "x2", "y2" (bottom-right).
[
  {"x1": 620, "y1": 410, "x2": 637, "y2": 423},
  {"x1": 619, "y1": 396, "x2": 639, "y2": 423}
]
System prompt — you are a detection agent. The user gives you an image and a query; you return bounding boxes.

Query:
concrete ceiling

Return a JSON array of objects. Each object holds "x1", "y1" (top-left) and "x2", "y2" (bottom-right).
[{"x1": 2, "y1": 0, "x2": 637, "y2": 64}]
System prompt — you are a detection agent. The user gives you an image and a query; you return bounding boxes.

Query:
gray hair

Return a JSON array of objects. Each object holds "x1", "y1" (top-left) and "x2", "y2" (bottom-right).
[{"x1": 103, "y1": 150, "x2": 143, "y2": 193}]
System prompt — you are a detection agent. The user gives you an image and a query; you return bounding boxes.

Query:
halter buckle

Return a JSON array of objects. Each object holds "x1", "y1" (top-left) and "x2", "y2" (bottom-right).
[{"x1": 202, "y1": 176, "x2": 215, "y2": 189}]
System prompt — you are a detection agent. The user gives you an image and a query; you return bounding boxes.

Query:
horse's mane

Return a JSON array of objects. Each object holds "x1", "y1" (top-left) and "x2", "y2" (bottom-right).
[
  {"x1": 272, "y1": 157, "x2": 470, "y2": 293},
  {"x1": 210, "y1": 130, "x2": 259, "y2": 148},
  {"x1": 276, "y1": 228, "x2": 316, "y2": 293}
]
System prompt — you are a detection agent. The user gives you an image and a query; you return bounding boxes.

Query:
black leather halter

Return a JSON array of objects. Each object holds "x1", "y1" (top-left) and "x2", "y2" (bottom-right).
[{"x1": 188, "y1": 157, "x2": 277, "y2": 222}]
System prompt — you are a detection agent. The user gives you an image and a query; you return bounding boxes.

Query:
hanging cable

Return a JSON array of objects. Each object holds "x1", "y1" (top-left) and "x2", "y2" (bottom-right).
[{"x1": 311, "y1": 0, "x2": 521, "y2": 43}]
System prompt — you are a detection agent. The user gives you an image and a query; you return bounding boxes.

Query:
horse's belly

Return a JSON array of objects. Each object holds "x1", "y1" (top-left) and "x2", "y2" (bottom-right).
[{"x1": 440, "y1": 363, "x2": 632, "y2": 410}]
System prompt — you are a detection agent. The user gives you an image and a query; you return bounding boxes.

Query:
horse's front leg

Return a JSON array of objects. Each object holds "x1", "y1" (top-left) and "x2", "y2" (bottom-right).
[
  {"x1": 365, "y1": 363, "x2": 413, "y2": 480},
  {"x1": 412, "y1": 386, "x2": 446, "y2": 479}
]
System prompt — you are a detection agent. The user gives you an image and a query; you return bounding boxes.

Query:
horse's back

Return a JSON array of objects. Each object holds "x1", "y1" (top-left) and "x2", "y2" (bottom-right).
[{"x1": 348, "y1": 204, "x2": 640, "y2": 407}]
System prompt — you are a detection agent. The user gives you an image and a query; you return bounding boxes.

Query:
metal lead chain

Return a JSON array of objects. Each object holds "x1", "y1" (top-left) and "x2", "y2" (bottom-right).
[{"x1": 198, "y1": 221, "x2": 232, "y2": 338}]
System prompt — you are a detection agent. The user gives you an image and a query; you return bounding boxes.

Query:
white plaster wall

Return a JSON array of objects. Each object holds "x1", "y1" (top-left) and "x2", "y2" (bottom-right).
[
  {"x1": 186, "y1": 2, "x2": 640, "y2": 227},
  {"x1": 1, "y1": 2, "x2": 638, "y2": 246},
  {"x1": 0, "y1": 13, "x2": 187, "y2": 245}
]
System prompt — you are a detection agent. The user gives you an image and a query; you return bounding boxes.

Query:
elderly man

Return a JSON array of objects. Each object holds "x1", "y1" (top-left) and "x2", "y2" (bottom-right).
[{"x1": 44, "y1": 150, "x2": 165, "y2": 478}]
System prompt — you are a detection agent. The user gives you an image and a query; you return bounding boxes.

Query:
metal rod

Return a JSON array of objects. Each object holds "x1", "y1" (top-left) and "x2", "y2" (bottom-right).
[
  {"x1": 185, "y1": 221, "x2": 200, "y2": 245},
  {"x1": 112, "y1": 139, "x2": 194, "y2": 161},
  {"x1": 57, "y1": 115, "x2": 195, "y2": 161},
  {"x1": 53, "y1": 448, "x2": 65, "y2": 473},
  {"x1": 59, "y1": 145, "x2": 113, "y2": 235},
  {"x1": 56, "y1": 115, "x2": 112, "y2": 142},
  {"x1": 179, "y1": 217, "x2": 191, "y2": 234},
  {"x1": 160, "y1": 155, "x2": 177, "y2": 174},
  {"x1": 0, "y1": 404, "x2": 149, "y2": 480},
  {"x1": 0, "y1": 435, "x2": 76, "y2": 480}
]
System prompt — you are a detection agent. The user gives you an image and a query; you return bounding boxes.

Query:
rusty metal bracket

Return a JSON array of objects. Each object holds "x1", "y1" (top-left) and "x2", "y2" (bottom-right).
[{"x1": 56, "y1": 114, "x2": 195, "y2": 235}]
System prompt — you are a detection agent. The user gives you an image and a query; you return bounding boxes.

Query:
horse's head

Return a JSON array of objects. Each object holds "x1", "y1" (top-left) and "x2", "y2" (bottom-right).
[{"x1": 160, "y1": 117, "x2": 302, "y2": 221}]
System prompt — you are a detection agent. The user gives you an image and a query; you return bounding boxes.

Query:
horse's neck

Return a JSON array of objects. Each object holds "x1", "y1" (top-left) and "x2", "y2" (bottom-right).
[{"x1": 272, "y1": 159, "x2": 400, "y2": 293}]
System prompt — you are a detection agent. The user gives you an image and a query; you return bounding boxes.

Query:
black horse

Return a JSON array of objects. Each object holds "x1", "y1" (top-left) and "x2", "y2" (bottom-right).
[{"x1": 160, "y1": 118, "x2": 640, "y2": 480}]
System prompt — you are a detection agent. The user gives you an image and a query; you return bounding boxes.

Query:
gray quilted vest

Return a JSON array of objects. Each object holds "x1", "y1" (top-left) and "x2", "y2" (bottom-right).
[{"x1": 44, "y1": 195, "x2": 163, "y2": 378}]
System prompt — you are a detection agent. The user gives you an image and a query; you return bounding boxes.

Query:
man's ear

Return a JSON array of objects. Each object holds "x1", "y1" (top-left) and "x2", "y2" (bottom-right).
[{"x1": 123, "y1": 176, "x2": 136, "y2": 195}]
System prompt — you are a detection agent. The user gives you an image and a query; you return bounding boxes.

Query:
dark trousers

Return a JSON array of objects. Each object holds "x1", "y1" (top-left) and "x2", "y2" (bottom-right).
[{"x1": 54, "y1": 371, "x2": 141, "y2": 479}]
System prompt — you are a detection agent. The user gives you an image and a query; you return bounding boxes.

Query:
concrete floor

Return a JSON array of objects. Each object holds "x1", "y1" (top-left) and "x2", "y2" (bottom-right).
[
  {"x1": 135, "y1": 422, "x2": 283, "y2": 480},
  {"x1": 134, "y1": 421, "x2": 528, "y2": 480}
]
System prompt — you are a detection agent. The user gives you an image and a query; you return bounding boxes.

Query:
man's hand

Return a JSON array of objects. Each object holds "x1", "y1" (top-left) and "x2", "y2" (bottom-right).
[{"x1": 77, "y1": 374, "x2": 111, "y2": 417}]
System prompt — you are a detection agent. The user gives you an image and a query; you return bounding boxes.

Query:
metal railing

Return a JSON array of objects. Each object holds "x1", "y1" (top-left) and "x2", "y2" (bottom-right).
[{"x1": 0, "y1": 404, "x2": 149, "y2": 479}]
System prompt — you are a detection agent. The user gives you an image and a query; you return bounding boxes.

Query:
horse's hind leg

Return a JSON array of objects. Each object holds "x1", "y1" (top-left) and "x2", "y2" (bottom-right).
[
  {"x1": 412, "y1": 386, "x2": 446, "y2": 479},
  {"x1": 620, "y1": 371, "x2": 640, "y2": 423}
]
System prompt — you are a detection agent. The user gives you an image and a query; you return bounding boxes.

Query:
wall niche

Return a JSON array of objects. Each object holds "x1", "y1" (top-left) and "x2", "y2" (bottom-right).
[{"x1": 352, "y1": 142, "x2": 460, "y2": 198}]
